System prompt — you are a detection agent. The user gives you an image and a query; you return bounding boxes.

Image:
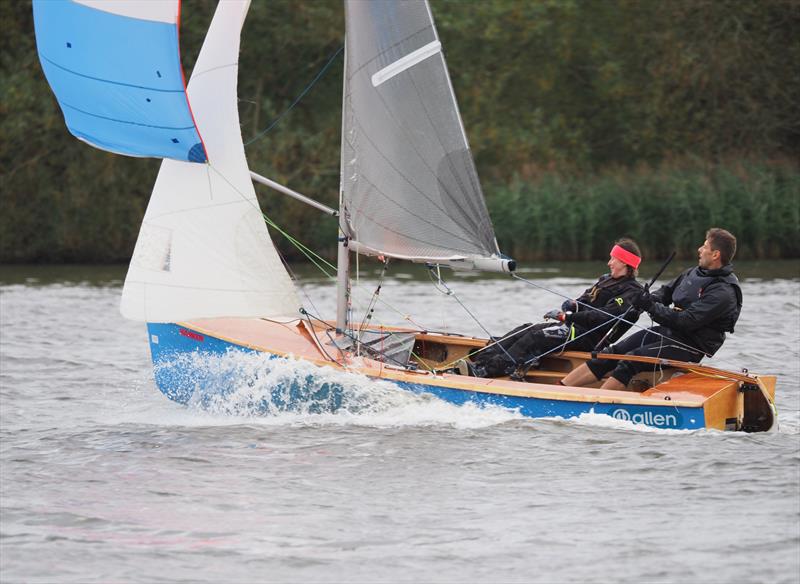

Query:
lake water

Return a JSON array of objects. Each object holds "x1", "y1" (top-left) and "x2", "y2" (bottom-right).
[{"x1": 1, "y1": 262, "x2": 799, "y2": 583}]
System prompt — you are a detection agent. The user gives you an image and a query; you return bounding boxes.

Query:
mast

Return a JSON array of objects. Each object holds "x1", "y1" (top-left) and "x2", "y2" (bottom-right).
[
  {"x1": 336, "y1": 37, "x2": 350, "y2": 334},
  {"x1": 335, "y1": 230, "x2": 350, "y2": 334}
]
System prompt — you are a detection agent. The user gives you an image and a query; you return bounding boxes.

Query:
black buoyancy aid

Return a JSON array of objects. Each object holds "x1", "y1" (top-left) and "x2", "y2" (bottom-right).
[
  {"x1": 671, "y1": 266, "x2": 742, "y2": 332},
  {"x1": 584, "y1": 274, "x2": 642, "y2": 304},
  {"x1": 573, "y1": 275, "x2": 643, "y2": 345}
]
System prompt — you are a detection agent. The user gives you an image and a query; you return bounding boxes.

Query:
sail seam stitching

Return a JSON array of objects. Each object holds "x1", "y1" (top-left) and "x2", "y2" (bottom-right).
[
  {"x1": 40, "y1": 54, "x2": 185, "y2": 92},
  {"x1": 60, "y1": 101, "x2": 195, "y2": 130}
]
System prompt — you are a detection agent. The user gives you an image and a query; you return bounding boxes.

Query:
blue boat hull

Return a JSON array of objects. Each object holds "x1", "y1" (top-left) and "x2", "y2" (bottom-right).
[{"x1": 146, "y1": 322, "x2": 706, "y2": 430}]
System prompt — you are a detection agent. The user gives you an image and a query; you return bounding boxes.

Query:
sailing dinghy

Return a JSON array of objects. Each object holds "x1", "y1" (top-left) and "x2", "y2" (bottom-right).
[{"x1": 33, "y1": 0, "x2": 776, "y2": 431}]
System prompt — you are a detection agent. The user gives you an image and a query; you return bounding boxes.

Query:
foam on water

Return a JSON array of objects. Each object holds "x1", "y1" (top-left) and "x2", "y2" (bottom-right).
[
  {"x1": 554, "y1": 410, "x2": 698, "y2": 434},
  {"x1": 145, "y1": 350, "x2": 522, "y2": 430}
]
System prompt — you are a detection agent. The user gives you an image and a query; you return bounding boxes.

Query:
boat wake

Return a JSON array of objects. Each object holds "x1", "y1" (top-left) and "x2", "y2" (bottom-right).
[{"x1": 152, "y1": 350, "x2": 521, "y2": 429}]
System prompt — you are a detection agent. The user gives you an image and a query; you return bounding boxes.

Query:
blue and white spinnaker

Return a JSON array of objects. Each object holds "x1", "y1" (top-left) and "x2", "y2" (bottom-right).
[{"x1": 33, "y1": 0, "x2": 207, "y2": 163}]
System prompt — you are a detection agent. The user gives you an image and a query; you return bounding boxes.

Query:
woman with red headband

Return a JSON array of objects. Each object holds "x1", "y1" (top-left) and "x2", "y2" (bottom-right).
[
  {"x1": 467, "y1": 238, "x2": 644, "y2": 379},
  {"x1": 561, "y1": 228, "x2": 741, "y2": 391}
]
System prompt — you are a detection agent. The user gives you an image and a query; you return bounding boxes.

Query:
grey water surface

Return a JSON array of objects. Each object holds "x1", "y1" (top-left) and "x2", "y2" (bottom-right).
[{"x1": 1, "y1": 262, "x2": 799, "y2": 584}]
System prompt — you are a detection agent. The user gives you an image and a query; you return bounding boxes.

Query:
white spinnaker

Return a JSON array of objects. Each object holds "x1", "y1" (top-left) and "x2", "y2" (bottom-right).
[{"x1": 121, "y1": 0, "x2": 300, "y2": 322}]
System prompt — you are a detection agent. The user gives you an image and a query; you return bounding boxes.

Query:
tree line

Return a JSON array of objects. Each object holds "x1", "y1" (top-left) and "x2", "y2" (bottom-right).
[{"x1": 2, "y1": 0, "x2": 798, "y2": 264}]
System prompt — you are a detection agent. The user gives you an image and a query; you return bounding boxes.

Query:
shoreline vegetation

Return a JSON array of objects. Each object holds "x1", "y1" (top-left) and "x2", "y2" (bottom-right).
[
  {"x1": 489, "y1": 159, "x2": 800, "y2": 262},
  {"x1": 2, "y1": 0, "x2": 798, "y2": 264}
]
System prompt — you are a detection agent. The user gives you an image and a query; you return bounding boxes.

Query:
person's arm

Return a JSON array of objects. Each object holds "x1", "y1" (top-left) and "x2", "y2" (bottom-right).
[
  {"x1": 550, "y1": 281, "x2": 599, "y2": 320},
  {"x1": 650, "y1": 273, "x2": 680, "y2": 306},
  {"x1": 647, "y1": 282, "x2": 735, "y2": 332},
  {"x1": 569, "y1": 283, "x2": 640, "y2": 329}
]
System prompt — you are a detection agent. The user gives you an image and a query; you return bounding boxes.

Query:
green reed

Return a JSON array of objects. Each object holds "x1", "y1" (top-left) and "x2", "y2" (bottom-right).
[{"x1": 486, "y1": 160, "x2": 800, "y2": 262}]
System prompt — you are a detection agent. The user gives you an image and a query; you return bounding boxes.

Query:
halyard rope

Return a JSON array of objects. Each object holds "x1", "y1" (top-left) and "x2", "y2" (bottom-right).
[{"x1": 244, "y1": 45, "x2": 343, "y2": 147}]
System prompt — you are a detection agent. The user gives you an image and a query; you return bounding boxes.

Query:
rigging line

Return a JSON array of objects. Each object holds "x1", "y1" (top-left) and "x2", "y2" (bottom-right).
[
  {"x1": 206, "y1": 162, "x2": 436, "y2": 332},
  {"x1": 427, "y1": 264, "x2": 452, "y2": 296},
  {"x1": 273, "y1": 227, "x2": 411, "y2": 329},
  {"x1": 428, "y1": 264, "x2": 520, "y2": 363},
  {"x1": 204, "y1": 164, "x2": 335, "y2": 276},
  {"x1": 356, "y1": 259, "x2": 389, "y2": 340},
  {"x1": 462, "y1": 322, "x2": 540, "y2": 361},
  {"x1": 425, "y1": 266, "x2": 516, "y2": 363},
  {"x1": 652, "y1": 314, "x2": 667, "y2": 384},
  {"x1": 433, "y1": 310, "x2": 631, "y2": 373},
  {"x1": 261, "y1": 217, "x2": 402, "y2": 324},
  {"x1": 297, "y1": 282, "x2": 435, "y2": 376},
  {"x1": 203, "y1": 163, "x2": 329, "y2": 318},
  {"x1": 268, "y1": 218, "x2": 335, "y2": 270},
  {"x1": 511, "y1": 273, "x2": 710, "y2": 358},
  {"x1": 262, "y1": 219, "x2": 427, "y2": 330},
  {"x1": 299, "y1": 308, "x2": 340, "y2": 364},
  {"x1": 203, "y1": 162, "x2": 418, "y2": 330},
  {"x1": 244, "y1": 44, "x2": 343, "y2": 146},
  {"x1": 262, "y1": 213, "x2": 335, "y2": 277},
  {"x1": 265, "y1": 209, "x2": 425, "y2": 328},
  {"x1": 519, "y1": 314, "x2": 641, "y2": 367},
  {"x1": 302, "y1": 307, "x2": 416, "y2": 371},
  {"x1": 357, "y1": 284, "x2": 430, "y2": 331}
]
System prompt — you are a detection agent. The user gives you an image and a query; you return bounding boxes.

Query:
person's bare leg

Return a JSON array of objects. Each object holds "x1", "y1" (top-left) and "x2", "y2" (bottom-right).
[
  {"x1": 600, "y1": 376, "x2": 627, "y2": 391},
  {"x1": 560, "y1": 363, "x2": 598, "y2": 387}
]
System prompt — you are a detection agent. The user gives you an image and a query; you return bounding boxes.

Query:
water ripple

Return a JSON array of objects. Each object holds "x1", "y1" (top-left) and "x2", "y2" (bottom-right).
[{"x1": 1, "y1": 273, "x2": 798, "y2": 583}]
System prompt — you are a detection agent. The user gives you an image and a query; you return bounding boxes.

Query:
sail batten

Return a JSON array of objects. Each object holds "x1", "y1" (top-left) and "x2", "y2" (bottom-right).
[
  {"x1": 341, "y1": 0, "x2": 500, "y2": 264},
  {"x1": 371, "y1": 40, "x2": 441, "y2": 86}
]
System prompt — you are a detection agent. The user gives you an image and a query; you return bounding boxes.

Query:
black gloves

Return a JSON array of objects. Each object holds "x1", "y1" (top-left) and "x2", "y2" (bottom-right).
[
  {"x1": 633, "y1": 289, "x2": 652, "y2": 311},
  {"x1": 543, "y1": 309, "x2": 564, "y2": 321}
]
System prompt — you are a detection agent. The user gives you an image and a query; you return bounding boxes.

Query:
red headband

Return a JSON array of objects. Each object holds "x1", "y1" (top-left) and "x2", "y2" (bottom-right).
[{"x1": 610, "y1": 244, "x2": 641, "y2": 269}]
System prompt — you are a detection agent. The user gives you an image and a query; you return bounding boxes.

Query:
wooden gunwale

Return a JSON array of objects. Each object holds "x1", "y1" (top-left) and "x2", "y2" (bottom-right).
[{"x1": 558, "y1": 351, "x2": 763, "y2": 384}]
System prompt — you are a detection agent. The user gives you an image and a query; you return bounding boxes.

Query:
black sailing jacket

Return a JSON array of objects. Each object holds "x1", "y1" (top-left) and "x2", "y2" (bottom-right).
[
  {"x1": 648, "y1": 264, "x2": 742, "y2": 356},
  {"x1": 568, "y1": 274, "x2": 644, "y2": 347}
]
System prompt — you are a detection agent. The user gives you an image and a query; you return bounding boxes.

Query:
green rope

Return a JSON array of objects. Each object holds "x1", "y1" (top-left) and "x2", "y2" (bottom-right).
[
  {"x1": 261, "y1": 213, "x2": 432, "y2": 331},
  {"x1": 261, "y1": 213, "x2": 336, "y2": 278}
]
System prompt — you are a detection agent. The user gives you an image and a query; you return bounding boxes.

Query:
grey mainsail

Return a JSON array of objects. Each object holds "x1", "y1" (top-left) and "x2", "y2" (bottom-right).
[{"x1": 341, "y1": 0, "x2": 505, "y2": 269}]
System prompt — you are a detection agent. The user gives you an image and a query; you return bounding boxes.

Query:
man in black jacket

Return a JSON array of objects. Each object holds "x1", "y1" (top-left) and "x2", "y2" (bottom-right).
[
  {"x1": 470, "y1": 239, "x2": 644, "y2": 378},
  {"x1": 560, "y1": 228, "x2": 742, "y2": 391}
]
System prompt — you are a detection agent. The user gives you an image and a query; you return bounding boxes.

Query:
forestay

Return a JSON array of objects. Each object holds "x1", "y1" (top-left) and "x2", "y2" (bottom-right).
[
  {"x1": 32, "y1": 0, "x2": 206, "y2": 163},
  {"x1": 120, "y1": 0, "x2": 300, "y2": 322},
  {"x1": 341, "y1": 0, "x2": 504, "y2": 268}
]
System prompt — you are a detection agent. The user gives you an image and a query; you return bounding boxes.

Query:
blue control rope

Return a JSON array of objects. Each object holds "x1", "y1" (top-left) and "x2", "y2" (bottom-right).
[{"x1": 244, "y1": 45, "x2": 344, "y2": 146}]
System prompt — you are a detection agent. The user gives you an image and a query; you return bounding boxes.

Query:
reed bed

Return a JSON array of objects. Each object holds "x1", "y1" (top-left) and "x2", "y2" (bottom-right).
[{"x1": 487, "y1": 160, "x2": 800, "y2": 262}]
